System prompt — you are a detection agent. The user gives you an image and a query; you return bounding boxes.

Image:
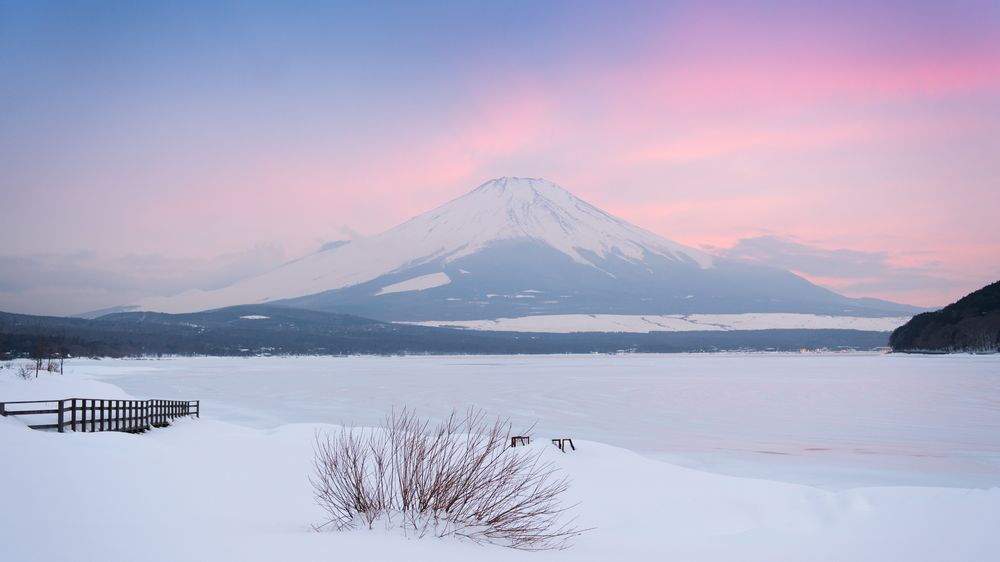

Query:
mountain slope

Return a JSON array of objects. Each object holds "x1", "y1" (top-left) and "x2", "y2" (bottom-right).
[
  {"x1": 134, "y1": 177, "x2": 920, "y2": 321},
  {"x1": 890, "y1": 281, "x2": 1000, "y2": 352},
  {"x1": 135, "y1": 177, "x2": 711, "y2": 313}
]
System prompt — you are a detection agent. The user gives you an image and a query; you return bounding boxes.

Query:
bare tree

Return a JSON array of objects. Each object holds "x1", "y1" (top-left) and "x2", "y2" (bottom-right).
[
  {"x1": 311, "y1": 408, "x2": 582, "y2": 550},
  {"x1": 31, "y1": 341, "x2": 44, "y2": 378}
]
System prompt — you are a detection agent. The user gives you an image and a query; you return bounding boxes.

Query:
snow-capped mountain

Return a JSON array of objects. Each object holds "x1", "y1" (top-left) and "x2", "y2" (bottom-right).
[{"x1": 134, "y1": 177, "x2": 918, "y2": 326}]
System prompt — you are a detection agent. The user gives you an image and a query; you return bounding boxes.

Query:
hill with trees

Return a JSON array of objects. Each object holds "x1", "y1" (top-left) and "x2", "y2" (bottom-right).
[{"x1": 890, "y1": 281, "x2": 1000, "y2": 353}]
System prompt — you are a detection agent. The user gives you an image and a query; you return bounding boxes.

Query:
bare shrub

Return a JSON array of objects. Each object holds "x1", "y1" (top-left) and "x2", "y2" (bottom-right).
[
  {"x1": 311, "y1": 408, "x2": 581, "y2": 550},
  {"x1": 16, "y1": 362, "x2": 34, "y2": 381}
]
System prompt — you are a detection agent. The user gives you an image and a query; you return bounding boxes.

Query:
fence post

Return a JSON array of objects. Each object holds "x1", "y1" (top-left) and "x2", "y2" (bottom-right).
[
  {"x1": 57, "y1": 400, "x2": 64, "y2": 433},
  {"x1": 196, "y1": 400, "x2": 200, "y2": 418},
  {"x1": 70, "y1": 399, "x2": 77, "y2": 432}
]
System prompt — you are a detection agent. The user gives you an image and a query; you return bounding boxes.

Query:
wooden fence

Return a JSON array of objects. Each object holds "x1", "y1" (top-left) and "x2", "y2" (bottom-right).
[{"x1": 0, "y1": 398, "x2": 199, "y2": 433}]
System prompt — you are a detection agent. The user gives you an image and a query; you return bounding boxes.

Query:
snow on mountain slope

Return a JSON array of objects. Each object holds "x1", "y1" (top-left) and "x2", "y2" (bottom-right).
[
  {"x1": 375, "y1": 272, "x2": 451, "y2": 296},
  {"x1": 403, "y1": 176, "x2": 714, "y2": 268},
  {"x1": 135, "y1": 177, "x2": 713, "y2": 313}
]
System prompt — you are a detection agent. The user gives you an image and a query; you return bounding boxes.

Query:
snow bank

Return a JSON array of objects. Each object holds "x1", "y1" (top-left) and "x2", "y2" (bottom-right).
[
  {"x1": 0, "y1": 363, "x2": 132, "y2": 402},
  {"x1": 2, "y1": 361, "x2": 999, "y2": 561},
  {"x1": 2, "y1": 409, "x2": 997, "y2": 561}
]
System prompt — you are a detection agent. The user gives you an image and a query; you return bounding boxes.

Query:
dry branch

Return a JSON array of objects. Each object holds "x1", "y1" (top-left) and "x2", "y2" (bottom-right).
[{"x1": 311, "y1": 408, "x2": 581, "y2": 550}]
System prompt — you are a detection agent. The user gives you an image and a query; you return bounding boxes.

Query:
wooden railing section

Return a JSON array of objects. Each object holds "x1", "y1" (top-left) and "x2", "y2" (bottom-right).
[{"x1": 0, "y1": 398, "x2": 199, "y2": 433}]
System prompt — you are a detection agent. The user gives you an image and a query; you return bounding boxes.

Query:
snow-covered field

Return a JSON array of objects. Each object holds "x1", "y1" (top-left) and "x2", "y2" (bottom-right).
[
  {"x1": 2, "y1": 354, "x2": 999, "y2": 561},
  {"x1": 401, "y1": 313, "x2": 911, "y2": 333}
]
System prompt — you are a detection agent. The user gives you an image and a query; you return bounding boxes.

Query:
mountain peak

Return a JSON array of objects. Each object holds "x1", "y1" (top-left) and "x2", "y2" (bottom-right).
[
  {"x1": 405, "y1": 176, "x2": 714, "y2": 269},
  {"x1": 134, "y1": 177, "x2": 714, "y2": 313},
  {"x1": 475, "y1": 176, "x2": 558, "y2": 192},
  {"x1": 470, "y1": 177, "x2": 573, "y2": 208},
  {"x1": 462, "y1": 176, "x2": 583, "y2": 215}
]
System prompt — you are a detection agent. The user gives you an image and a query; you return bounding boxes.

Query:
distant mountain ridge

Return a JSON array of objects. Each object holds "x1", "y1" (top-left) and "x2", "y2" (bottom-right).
[
  {"x1": 132, "y1": 177, "x2": 921, "y2": 323},
  {"x1": 0, "y1": 305, "x2": 894, "y2": 358},
  {"x1": 890, "y1": 281, "x2": 1000, "y2": 353}
]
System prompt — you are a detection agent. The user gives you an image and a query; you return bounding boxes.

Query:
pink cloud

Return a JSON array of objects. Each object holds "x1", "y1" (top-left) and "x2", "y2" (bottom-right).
[{"x1": 9, "y1": 3, "x2": 997, "y2": 310}]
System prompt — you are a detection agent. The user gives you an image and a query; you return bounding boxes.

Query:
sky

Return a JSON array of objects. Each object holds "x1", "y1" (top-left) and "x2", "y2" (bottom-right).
[{"x1": 1, "y1": 0, "x2": 998, "y2": 315}]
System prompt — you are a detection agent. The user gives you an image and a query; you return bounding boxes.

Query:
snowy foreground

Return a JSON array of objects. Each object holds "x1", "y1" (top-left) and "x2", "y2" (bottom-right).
[{"x1": 2, "y1": 354, "x2": 999, "y2": 561}]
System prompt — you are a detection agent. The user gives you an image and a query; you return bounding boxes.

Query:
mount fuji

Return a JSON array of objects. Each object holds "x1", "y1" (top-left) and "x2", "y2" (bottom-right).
[{"x1": 133, "y1": 177, "x2": 918, "y2": 331}]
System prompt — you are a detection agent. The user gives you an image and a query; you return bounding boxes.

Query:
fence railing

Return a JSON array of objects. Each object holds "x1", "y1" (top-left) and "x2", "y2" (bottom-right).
[{"x1": 0, "y1": 398, "x2": 200, "y2": 433}]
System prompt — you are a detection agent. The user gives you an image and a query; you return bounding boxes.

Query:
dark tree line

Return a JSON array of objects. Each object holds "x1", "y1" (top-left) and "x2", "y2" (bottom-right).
[
  {"x1": 891, "y1": 280, "x2": 1000, "y2": 353},
  {"x1": 2, "y1": 305, "x2": 891, "y2": 358}
]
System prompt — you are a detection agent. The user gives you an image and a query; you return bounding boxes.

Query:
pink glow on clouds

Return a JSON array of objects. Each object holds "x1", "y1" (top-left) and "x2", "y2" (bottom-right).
[
  {"x1": 4, "y1": 2, "x2": 998, "y2": 312},
  {"x1": 127, "y1": 42, "x2": 994, "y2": 307}
]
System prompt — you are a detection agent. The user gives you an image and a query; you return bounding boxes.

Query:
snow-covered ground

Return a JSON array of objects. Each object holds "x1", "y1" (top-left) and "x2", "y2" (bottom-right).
[
  {"x1": 401, "y1": 313, "x2": 911, "y2": 333},
  {"x1": 2, "y1": 354, "x2": 999, "y2": 561}
]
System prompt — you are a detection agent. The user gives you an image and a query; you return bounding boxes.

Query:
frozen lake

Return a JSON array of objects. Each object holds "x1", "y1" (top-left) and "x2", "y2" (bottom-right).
[{"x1": 76, "y1": 353, "x2": 1000, "y2": 489}]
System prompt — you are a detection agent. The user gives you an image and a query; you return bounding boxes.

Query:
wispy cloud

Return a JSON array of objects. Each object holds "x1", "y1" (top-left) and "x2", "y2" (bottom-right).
[
  {"x1": 712, "y1": 235, "x2": 978, "y2": 307},
  {"x1": 0, "y1": 245, "x2": 286, "y2": 316},
  {"x1": 1, "y1": 1, "x2": 997, "y2": 310}
]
